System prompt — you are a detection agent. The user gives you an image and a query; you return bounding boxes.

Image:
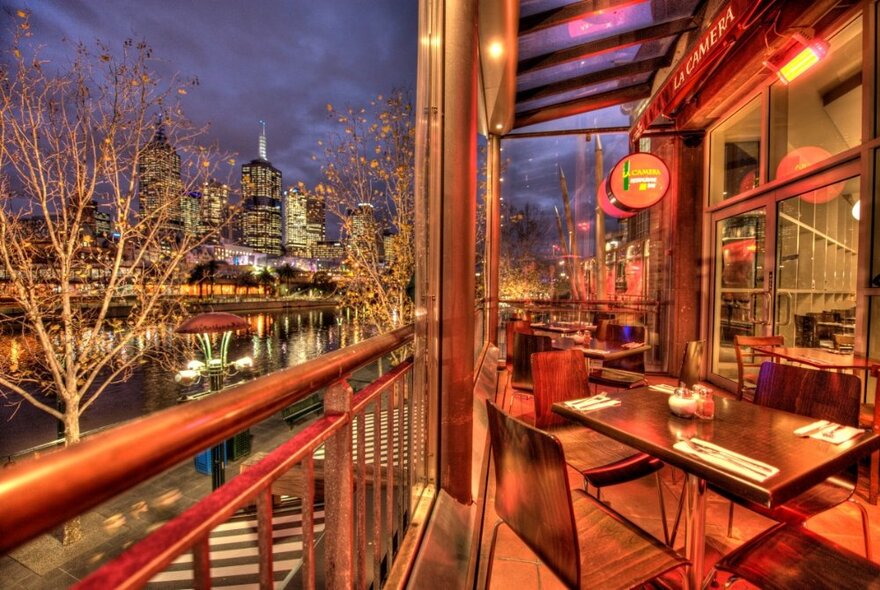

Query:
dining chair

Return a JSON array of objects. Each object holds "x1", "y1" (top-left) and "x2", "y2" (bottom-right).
[
  {"x1": 589, "y1": 323, "x2": 647, "y2": 391},
  {"x1": 484, "y1": 401, "x2": 688, "y2": 589},
  {"x1": 726, "y1": 361, "x2": 871, "y2": 558},
  {"x1": 733, "y1": 334, "x2": 784, "y2": 401},
  {"x1": 510, "y1": 332, "x2": 552, "y2": 391},
  {"x1": 712, "y1": 523, "x2": 880, "y2": 590},
  {"x1": 531, "y1": 349, "x2": 678, "y2": 545},
  {"x1": 859, "y1": 366, "x2": 880, "y2": 504},
  {"x1": 834, "y1": 333, "x2": 855, "y2": 352},
  {"x1": 678, "y1": 339, "x2": 704, "y2": 389},
  {"x1": 504, "y1": 318, "x2": 532, "y2": 367}
]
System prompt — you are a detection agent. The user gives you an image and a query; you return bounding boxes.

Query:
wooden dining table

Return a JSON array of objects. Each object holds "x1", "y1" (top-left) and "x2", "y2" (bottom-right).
[
  {"x1": 751, "y1": 345, "x2": 879, "y2": 373},
  {"x1": 553, "y1": 387, "x2": 880, "y2": 590}
]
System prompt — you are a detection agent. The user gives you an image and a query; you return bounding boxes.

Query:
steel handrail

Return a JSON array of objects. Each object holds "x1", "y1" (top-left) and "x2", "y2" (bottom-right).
[{"x1": 0, "y1": 324, "x2": 414, "y2": 554}]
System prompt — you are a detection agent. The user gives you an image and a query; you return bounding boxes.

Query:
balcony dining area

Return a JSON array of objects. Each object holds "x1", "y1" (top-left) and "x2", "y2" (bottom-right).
[{"x1": 3, "y1": 0, "x2": 880, "y2": 588}]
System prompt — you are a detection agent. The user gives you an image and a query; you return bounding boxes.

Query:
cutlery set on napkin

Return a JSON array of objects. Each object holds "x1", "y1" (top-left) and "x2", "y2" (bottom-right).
[
  {"x1": 673, "y1": 437, "x2": 779, "y2": 482},
  {"x1": 621, "y1": 341, "x2": 645, "y2": 350},
  {"x1": 563, "y1": 393, "x2": 621, "y2": 413},
  {"x1": 793, "y1": 420, "x2": 864, "y2": 444},
  {"x1": 649, "y1": 383, "x2": 678, "y2": 394}
]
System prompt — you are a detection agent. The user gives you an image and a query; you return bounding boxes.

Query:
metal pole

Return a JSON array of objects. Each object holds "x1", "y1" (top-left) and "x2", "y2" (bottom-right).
[{"x1": 485, "y1": 134, "x2": 501, "y2": 345}]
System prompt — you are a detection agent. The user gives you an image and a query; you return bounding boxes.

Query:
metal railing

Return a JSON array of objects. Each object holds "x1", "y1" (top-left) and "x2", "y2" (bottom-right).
[{"x1": 0, "y1": 324, "x2": 421, "y2": 589}]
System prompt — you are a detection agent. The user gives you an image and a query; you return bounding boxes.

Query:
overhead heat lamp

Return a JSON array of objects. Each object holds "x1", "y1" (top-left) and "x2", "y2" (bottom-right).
[{"x1": 763, "y1": 32, "x2": 829, "y2": 84}]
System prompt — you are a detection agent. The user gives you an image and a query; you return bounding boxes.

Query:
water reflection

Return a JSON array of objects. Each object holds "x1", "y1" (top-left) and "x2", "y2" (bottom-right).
[{"x1": 0, "y1": 306, "x2": 366, "y2": 457}]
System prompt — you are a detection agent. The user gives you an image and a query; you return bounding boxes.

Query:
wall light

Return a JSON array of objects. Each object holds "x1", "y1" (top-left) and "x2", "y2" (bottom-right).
[
  {"x1": 764, "y1": 33, "x2": 829, "y2": 85},
  {"x1": 852, "y1": 199, "x2": 860, "y2": 220},
  {"x1": 488, "y1": 41, "x2": 504, "y2": 59}
]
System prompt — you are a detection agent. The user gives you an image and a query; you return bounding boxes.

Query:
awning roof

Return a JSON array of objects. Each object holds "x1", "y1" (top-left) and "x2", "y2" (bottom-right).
[{"x1": 481, "y1": 0, "x2": 707, "y2": 135}]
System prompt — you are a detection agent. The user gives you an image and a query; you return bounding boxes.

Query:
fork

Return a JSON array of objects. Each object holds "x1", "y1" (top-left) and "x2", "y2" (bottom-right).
[{"x1": 680, "y1": 439, "x2": 775, "y2": 477}]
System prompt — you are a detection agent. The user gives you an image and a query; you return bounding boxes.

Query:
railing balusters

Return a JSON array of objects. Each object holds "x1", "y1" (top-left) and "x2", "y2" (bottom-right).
[
  {"x1": 385, "y1": 388, "x2": 394, "y2": 558},
  {"x1": 193, "y1": 534, "x2": 211, "y2": 590},
  {"x1": 372, "y1": 398, "x2": 383, "y2": 585},
  {"x1": 356, "y1": 408, "x2": 367, "y2": 590},
  {"x1": 302, "y1": 454, "x2": 316, "y2": 590},
  {"x1": 256, "y1": 486, "x2": 274, "y2": 589},
  {"x1": 325, "y1": 378, "x2": 355, "y2": 589}
]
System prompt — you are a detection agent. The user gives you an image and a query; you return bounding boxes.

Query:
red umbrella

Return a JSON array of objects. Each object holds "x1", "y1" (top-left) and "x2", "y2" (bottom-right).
[{"x1": 175, "y1": 312, "x2": 248, "y2": 334}]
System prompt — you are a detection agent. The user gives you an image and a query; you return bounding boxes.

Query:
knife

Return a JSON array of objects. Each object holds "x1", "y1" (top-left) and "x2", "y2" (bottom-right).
[{"x1": 687, "y1": 438, "x2": 775, "y2": 476}]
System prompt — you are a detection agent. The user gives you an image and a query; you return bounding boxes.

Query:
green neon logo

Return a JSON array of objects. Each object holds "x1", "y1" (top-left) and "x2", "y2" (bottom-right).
[{"x1": 623, "y1": 160, "x2": 630, "y2": 191}]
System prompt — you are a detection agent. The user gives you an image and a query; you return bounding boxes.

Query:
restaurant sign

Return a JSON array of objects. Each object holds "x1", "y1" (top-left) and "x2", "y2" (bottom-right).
[
  {"x1": 631, "y1": 0, "x2": 756, "y2": 141},
  {"x1": 606, "y1": 153, "x2": 670, "y2": 212}
]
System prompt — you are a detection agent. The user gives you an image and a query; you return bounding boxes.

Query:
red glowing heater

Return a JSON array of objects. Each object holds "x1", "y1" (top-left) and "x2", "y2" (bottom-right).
[{"x1": 764, "y1": 33, "x2": 829, "y2": 84}]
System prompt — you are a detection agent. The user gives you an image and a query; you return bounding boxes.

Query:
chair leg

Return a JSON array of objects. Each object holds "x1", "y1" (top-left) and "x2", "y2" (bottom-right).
[
  {"x1": 869, "y1": 449, "x2": 879, "y2": 505},
  {"x1": 655, "y1": 471, "x2": 671, "y2": 546},
  {"x1": 668, "y1": 478, "x2": 687, "y2": 548},
  {"x1": 848, "y1": 498, "x2": 872, "y2": 560},
  {"x1": 484, "y1": 518, "x2": 505, "y2": 590},
  {"x1": 727, "y1": 501, "x2": 735, "y2": 538}
]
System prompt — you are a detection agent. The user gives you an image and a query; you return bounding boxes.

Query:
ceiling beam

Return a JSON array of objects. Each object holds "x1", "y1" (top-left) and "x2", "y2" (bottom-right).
[
  {"x1": 513, "y1": 82, "x2": 652, "y2": 129},
  {"x1": 517, "y1": 54, "x2": 672, "y2": 104},
  {"x1": 519, "y1": 0, "x2": 643, "y2": 36},
  {"x1": 518, "y1": 16, "x2": 697, "y2": 76}
]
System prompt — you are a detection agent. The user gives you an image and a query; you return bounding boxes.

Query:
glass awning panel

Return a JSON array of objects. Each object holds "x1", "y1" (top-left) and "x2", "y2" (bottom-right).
[
  {"x1": 511, "y1": 0, "x2": 704, "y2": 131},
  {"x1": 516, "y1": 37, "x2": 675, "y2": 92},
  {"x1": 518, "y1": 0, "x2": 696, "y2": 61},
  {"x1": 512, "y1": 101, "x2": 641, "y2": 134}
]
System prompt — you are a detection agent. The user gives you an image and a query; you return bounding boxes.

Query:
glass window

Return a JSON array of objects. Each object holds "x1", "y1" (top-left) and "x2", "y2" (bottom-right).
[
  {"x1": 769, "y1": 16, "x2": 862, "y2": 182},
  {"x1": 708, "y1": 97, "x2": 762, "y2": 205}
]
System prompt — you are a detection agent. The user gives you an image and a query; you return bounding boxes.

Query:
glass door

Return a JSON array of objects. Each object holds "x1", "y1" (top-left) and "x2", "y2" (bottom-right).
[
  {"x1": 710, "y1": 208, "x2": 769, "y2": 382},
  {"x1": 774, "y1": 177, "x2": 859, "y2": 350}
]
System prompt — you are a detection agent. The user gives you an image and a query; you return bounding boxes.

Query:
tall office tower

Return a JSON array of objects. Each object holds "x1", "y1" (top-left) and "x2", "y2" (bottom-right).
[
  {"x1": 200, "y1": 179, "x2": 230, "y2": 240},
  {"x1": 283, "y1": 187, "x2": 309, "y2": 256},
  {"x1": 138, "y1": 123, "x2": 185, "y2": 232},
  {"x1": 182, "y1": 192, "x2": 200, "y2": 237},
  {"x1": 348, "y1": 202, "x2": 379, "y2": 254},
  {"x1": 306, "y1": 189, "x2": 326, "y2": 255},
  {"x1": 241, "y1": 121, "x2": 283, "y2": 256}
]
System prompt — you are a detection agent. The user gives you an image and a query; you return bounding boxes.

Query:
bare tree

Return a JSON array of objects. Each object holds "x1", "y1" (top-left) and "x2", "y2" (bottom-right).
[
  {"x1": 0, "y1": 12, "x2": 226, "y2": 543},
  {"x1": 499, "y1": 203, "x2": 553, "y2": 300},
  {"x1": 314, "y1": 90, "x2": 414, "y2": 334}
]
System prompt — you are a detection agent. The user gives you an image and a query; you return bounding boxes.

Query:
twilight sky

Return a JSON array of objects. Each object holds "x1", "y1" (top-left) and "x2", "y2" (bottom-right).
[{"x1": 1, "y1": 0, "x2": 419, "y2": 194}]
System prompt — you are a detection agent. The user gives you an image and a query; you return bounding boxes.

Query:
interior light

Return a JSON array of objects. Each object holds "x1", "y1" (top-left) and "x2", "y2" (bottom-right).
[
  {"x1": 488, "y1": 41, "x2": 504, "y2": 59},
  {"x1": 852, "y1": 200, "x2": 860, "y2": 220},
  {"x1": 765, "y1": 34, "x2": 829, "y2": 85}
]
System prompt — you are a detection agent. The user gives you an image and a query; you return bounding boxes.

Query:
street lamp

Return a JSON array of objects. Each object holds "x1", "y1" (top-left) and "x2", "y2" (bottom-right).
[{"x1": 175, "y1": 312, "x2": 252, "y2": 489}]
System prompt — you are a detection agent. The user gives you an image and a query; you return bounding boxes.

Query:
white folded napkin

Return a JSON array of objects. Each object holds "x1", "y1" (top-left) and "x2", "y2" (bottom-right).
[
  {"x1": 621, "y1": 341, "x2": 645, "y2": 350},
  {"x1": 674, "y1": 438, "x2": 779, "y2": 482},
  {"x1": 580, "y1": 348, "x2": 608, "y2": 356},
  {"x1": 810, "y1": 423, "x2": 864, "y2": 445},
  {"x1": 793, "y1": 420, "x2": 830, "y2": 437},
  {"x1": 563, "y1": 394, "x2": 620, "y2": 413},
  {"x1": 649, "y1": 384, "x2": 678, "y2": 394}
]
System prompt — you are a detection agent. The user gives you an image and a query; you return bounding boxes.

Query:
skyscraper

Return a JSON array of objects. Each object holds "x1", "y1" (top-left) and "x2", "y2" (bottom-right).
[
  {"x1": 242, "y1": 122, "x2": 283, "y2": 256},
  {"x1": 347, "y1": 202, "x2": 379, "y2": 255},
  {"x1": 306, "y1": 190, "x2": 326, "y2": 256},
  {"x1": 283, "y1": 187, "x2": 309, "y2": 256},
  {"x1": 138, "y1": 123, "x2": 185, "y2": 233},
  {"x1": 200, "y1": 179, "x2": 230, "y2": 240}
]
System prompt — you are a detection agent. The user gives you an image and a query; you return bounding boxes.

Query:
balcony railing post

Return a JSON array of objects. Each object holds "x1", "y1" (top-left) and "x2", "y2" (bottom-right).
[{"x1": 324, "y1": 378, "x2": 355, "y2": 589}]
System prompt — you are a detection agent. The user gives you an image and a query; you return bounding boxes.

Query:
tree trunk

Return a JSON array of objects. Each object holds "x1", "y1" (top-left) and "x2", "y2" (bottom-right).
[{"x1": 62, "y1": 406, "x2": 83, "y2": 546}]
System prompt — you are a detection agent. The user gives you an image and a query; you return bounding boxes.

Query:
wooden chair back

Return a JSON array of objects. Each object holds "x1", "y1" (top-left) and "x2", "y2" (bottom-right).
[
  {"x1": 678, "y1": 340, "x2": 704, "y2": 389},
  {"x1": 834, "y1": 334, "x2": 855, "y2": 351},
  {"x1": 511, "y1": 332, "x2": 552, "y2": 391},
  {"x1": 754, "y1": 362, "x2": 860, "y2": 427},
  {"x1": 603, "y1": 324, "x2": 646, "y2": 373},
  {"x1": 595, "y1": 318, "x2": 612, "y2": 341},
  {"x1": 734, "y1": 334, "x2": 784, "y2": 400},
  {"x1": 532, "y1": 350, "x2": 590, "y2": 429},
  {"x1": 505, "y1": 319, "x2": 532, "y2": 365},
  {"x1": 486, "y1": 401, "x2": 580, "y2": 587}
]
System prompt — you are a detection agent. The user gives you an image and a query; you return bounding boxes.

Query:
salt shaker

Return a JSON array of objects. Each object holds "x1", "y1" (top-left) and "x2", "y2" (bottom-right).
[{"x1": 694, "y1": 385, "x2": 715, "y2": 420}]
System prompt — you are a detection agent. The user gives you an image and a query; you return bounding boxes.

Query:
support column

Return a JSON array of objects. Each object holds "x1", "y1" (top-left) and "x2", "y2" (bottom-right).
[
  {"x1": 439, "y1": 0, "x2": 477, "y2": 504},
  {"x1": 485, "y1": 134, "x2": 501, "y2": 345}
]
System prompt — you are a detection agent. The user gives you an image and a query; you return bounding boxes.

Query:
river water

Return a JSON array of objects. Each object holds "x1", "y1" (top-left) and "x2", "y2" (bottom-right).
[{"x1": 0, "y1": 306, "x2": 367, "y2": 458}]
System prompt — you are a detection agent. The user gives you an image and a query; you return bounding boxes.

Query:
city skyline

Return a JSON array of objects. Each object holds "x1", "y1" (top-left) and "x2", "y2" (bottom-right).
[{"x1": 2, "y1": 0, "x2": 419, "y2": 197}]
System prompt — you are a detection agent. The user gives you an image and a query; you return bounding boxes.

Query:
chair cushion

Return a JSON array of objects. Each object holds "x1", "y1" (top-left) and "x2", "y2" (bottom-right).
[
  {"x1": 589, "y1": 368, "x2": 646, "y2": 389},
  {"x1": 715, "y1": 472, "x2": 855, "y2": 525},
  {"x1": 570, "y1": 490, "x2": 688, "y2": 589},
  {"x1": 715, "y1": 523, "x2": 880, "y2": 590},
  {"x1": 553, "y1": 427, "x2": 663, "y2": 488}
]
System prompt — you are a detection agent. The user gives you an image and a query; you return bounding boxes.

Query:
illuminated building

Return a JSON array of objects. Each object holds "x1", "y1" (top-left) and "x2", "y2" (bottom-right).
[
  {"x1": 241, "y1": 122, "x2": 283, "y2": 256},
  {"x1": 306, "y1": 190, "x2": 325, "y2": 255},
  {"x1": 200, "y1": 180, "x2": 230, "y2": 241},
  {"x1": 283, "y1": 187, "x2": 309, "y2": 256},
  {"x1": 137, "y1": 123, "x2": 186, "y2": 234}
]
